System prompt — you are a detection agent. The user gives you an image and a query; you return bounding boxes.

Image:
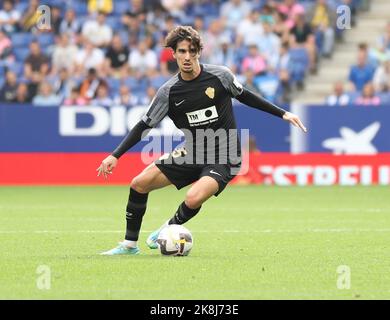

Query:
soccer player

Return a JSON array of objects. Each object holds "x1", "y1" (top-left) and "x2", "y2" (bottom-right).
[{"x1": 98, "y1": 26, "x2": 307, "y2": 255}]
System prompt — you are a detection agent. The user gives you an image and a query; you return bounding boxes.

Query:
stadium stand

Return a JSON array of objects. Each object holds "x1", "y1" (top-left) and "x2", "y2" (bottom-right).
[{"x1": 0, "y1": 0, "x2": 373, "y2": 106}]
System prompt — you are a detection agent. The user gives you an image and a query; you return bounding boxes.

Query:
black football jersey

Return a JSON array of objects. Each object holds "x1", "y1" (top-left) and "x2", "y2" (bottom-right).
[{"x1": 141, "y1": 64, "x2": 244, "y2": 165}]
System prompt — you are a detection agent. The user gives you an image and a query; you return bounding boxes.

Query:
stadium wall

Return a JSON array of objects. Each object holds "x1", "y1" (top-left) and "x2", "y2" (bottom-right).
[{"x1": 1, "y1": 104, "x2": 389, "y2": 186}]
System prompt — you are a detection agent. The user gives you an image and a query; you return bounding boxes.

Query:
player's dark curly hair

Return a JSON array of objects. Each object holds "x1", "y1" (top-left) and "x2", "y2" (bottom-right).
[{"x1": 165, "y1": 26, "x2": 204, "y2": 53}]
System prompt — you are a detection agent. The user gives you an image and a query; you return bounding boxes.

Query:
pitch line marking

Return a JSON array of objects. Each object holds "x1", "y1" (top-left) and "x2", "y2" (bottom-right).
[{"x1": 2, "y1": 229, "x2": 390, "y2": 234}]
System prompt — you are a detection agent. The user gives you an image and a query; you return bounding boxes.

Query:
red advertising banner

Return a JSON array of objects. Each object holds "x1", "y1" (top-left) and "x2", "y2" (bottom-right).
[
  {"x1": 232, "y1": 153, "x2": 390, "y2": 186},
  {"x1": 0, "y1": 153, "x2": 389, "y2": 186}
]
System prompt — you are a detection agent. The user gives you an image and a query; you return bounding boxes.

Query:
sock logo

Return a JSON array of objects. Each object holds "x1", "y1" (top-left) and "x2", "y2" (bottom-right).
[{"x1": 126, "y1": 212, "x2": 134, "y2": 218}]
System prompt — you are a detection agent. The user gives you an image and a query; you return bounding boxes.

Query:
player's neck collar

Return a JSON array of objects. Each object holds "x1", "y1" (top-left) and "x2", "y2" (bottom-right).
[{"x1": 179, "y1": 64, "x2": 203, "y2": 82}]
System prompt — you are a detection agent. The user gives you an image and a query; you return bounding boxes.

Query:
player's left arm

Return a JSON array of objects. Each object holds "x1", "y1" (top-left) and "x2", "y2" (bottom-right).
[
  {"x1": 219, "y1": 66, "x2": 307, "y2": 133},
  {"x1": 236, "y1": 88, "x2": 307, "y2": 133}
]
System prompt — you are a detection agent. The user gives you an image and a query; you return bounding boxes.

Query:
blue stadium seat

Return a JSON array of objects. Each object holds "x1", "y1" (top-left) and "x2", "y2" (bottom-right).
[
  {"x1": 7, "y1": 62, "x2": 24, "y2": 77},
  {"x1": 37, "y1": 33, "x2": 55, "y2": 47},
  {"x1": 11, "y1": 33, "x2": 34, "y2": 48},
  {"x1": 105, "y1": 16, "x2": 120, "y2": 30},
  {"x1": 149, "y1": 75, "x2": 170, "y2": 88},
  {"x1": 378, "y1": 92, "x2": 390, "y2": 105},
  {"x1": 13, "y1": 48, "x2": 30, "y2": 62},
  {"x1": 289, "y1": 48, "x2": 309, "y2": 83},
  {"x1": 72, "y1": 1, "x2": 88, "y2": 15},
  {"x1": 346, "y1": 91, "x2": 360, "y2": 105},
  {"x1": 118, "y1": 30, "x2": 129, "y2": 46},
  {"x1": 123, "y1": 77, "x2": 147, "y2": 91},
  {"x1": 113, "y1": 0, "x2": 130, "y2": 15},
  {"x1": 107, "y1": 77, "x2": 122, "y2": 93},
  {"x1": 254, "y1": 74, "x2": 280, "y2": 102}
]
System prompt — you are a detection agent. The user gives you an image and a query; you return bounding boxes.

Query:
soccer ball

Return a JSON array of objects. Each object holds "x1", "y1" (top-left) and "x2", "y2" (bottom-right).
[{"x1": 157, "y1": 224, "x2": 193, "y2": 256}]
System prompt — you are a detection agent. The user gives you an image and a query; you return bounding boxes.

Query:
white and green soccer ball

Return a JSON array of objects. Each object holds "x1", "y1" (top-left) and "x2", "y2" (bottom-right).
[{"x1": 157, "y1": 224, "x2": 193, "y2": 256}]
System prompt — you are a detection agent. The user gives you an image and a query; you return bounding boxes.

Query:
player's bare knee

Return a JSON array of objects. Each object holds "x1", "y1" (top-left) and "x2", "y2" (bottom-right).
[
  {"x1": 130, "y1": 176, "x2": 149, "y2": 194},
  {"x1": 185, "y1": 190, "x2": 203, "y2": 209}
]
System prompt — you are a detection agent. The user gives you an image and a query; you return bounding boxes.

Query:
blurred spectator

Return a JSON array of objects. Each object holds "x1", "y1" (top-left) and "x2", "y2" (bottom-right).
[
  {"x1": 288, "y1": 35, "x2": 309, "y2": 90},
  {"x1": 59, "y1": 9, "x2": 81, "y2": 40},
  {"x1": 82, "y1": 12, "x2": 113, "y2": 48},
  {"x1": 52, "y1": 33, "x2": 78, "y2": 74},
  {"x1": 48, "y1": 68, "x2": 75, "y2": 98},
  {"x1": 121, "y1": 12, "x2": 146, "y2": 48},
  {"x1": 291, "y1": 13, "x2": 317, "y2": 74},
  {"x1": 104, "y1": 34, "x2": 130, "y2": 78},
  {"x1": 79, "y1": 68, "x2": 105, "y2": 100},
  {"x1": 49, "y1": 5, "x2": 62, "y2": 35},
  {"x1": 21, "y1": 0, "x2": 41, "y2": 32},
  {"x1": 235, "y1": 10, "x2": 263, "y2": 47},
  {"x1": 193, "y1": 15, "x2": 205, "y2": 36},
  {"x1": 138, "y1": 86, "x2": 157, "y2": 105},
  {"x1": 377, "y1": 21, "x2": 390, "y2": 54},
  {"x1": 220, "y1": 0, "x2": 252, "y2": 31},
  {"x1": 146, "y1": 3, "x2": 168, "y2": 30},
  {"x1": 88, "y1": 0, "x2": 113, "y2": 15},
  {"x1": 202, "y1": 19, "x2": 230, "y2": 63},
  {"x1": 260, "y1": 3, "x2": 275, "y2": 25},
  {"x1": 307, "y1": 0, "x2": 336, "y2": 58},
  {"x1": 0, "y1": 70, "x2": 18, "y2": 102},
  {"x1": 276, "y1": 0, "x2": 305, "y2": 30},
  {"x1": 24, "y1": 40, "x2": 50, "y2": 97},
  {"x1": 241, "y1": 43, "x2": 267, "y2": 76},
  {"x1": 349, "y1": 43, "x2": 376, "y2": 91},
  {"x1": 63, "y1": 87, "x2": 87, "y2": 106},
  {"x1": 207, "y1": 35, "x2": 237, "y2": 73},
  {"x1": 271, "y1": 42, "x2": 291, "y2": 73},
  {"x1": 161, "y1": 0, "x2": 187, "y2": 20},
  {"x1": 277, "y1": 68, "x2": 292, "y2": 104},
  {"x1": 75, "y1": 41, "x2": 105, "y2": 75},
  {"x1": 0, "y1": 29, "x2": 12, "y2": 62},
  {"x1": 128, "y1": 39, "x2": 157, "y2": 78},
  {"x1": 129, "y1": 0, "x2": 146, "y2": 17},
  {"x1": 257, "y1": 21, "x2": 281, "y2": 69},
  {"x1": 326, "y1": 81, "x2": 350, "y2": 106},
  {"x1": 32, "y1": 81, "x2": 62, "y2": 106},
  {"x1": 373, "y1": 59, "x2": 390, "y2": 92},
  {"x1": 91, "y1": 82, "x2": 113, "y2": 106},
  {"x1": 0, "y1": 0, "x2": 21, "y2": 34},
  {"x1": 14, "y1": 82, "x2": 31, "y2": 103},
  {"x1": 273, "y1": 11, "x2": 290, "y2": 43},
  {"x1": 160, "y1": 46, "x2": 178, "y2": 76},
  {"x1": 242, "y1": 70, "x2": 262, "y2": 95},
  {"x1": 355, "y1": 82, "x2": 381, "y2": 106},
  {"x1": 114, "y1": 85, "x2": 138, "y2": 107}
]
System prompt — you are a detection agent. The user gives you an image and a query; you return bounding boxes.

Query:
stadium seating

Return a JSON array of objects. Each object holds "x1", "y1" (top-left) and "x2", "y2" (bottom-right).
[{"x1": 0, "y1": 0, "x2": 372, "y2": 105}]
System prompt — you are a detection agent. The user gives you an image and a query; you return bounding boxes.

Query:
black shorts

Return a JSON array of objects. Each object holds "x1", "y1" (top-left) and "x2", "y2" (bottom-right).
[{"x1": 154, "y1": 148, "x2": 241, "y2": 197}]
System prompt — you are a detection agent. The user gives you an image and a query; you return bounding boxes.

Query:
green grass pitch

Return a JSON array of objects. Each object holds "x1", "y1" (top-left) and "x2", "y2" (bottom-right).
[{"x1": 0, "y1": 185, "x2": 389, "y2": 299}]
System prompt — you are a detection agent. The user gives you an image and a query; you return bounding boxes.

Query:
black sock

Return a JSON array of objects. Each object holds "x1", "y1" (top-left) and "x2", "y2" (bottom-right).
[
  {"x1": 125, "y1": 188, "x2": 149, "y2": 241},
  {"x1": 169, "y1": 201, "x2": 201, "y2": 225}
]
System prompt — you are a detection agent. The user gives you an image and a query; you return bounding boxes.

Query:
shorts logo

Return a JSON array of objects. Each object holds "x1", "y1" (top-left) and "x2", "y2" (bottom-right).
[
  {"x1": 186, "y1": 106, "x2": 218, "y2": 127},
  {"x1": 205, "y1": 87, "x2": 215, "y2": 99},
  {"x1": 210, "y1": 170, "x2": 222, "y2": 177}
]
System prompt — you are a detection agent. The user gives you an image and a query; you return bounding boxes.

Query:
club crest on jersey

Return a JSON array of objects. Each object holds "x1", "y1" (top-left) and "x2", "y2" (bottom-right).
[{"x1": 205, "y1": 87, "x2": 215, "y2": 99}]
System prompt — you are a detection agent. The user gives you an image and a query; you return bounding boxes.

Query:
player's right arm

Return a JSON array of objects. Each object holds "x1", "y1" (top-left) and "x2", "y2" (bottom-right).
[{"x1": 96, "y1": 85, "x2": 170, "y2": 179}]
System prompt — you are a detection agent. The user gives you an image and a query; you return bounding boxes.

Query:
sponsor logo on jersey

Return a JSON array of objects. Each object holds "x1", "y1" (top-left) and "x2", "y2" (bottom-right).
[
  {"x1": 205, "y1": 87, "x2": 215, "y2": 99},
  {"x1": 186, "y1": 106, "x2": 218, "y2": 126}
]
